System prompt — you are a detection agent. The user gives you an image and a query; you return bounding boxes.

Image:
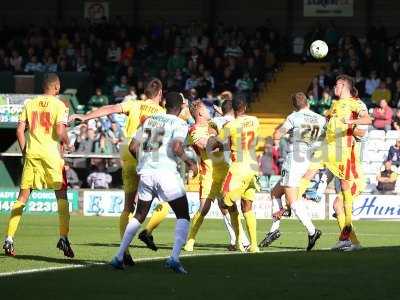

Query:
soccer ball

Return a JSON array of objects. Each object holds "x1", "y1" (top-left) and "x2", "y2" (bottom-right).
[{"x1": 310, "y1": 40, "x2": 329, "y2": 59}]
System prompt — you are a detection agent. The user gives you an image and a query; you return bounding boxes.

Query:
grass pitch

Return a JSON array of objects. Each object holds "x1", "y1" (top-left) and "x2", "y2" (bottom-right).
[{"x1": 0, "y1": 215, "x2": 399, "y2": 300}]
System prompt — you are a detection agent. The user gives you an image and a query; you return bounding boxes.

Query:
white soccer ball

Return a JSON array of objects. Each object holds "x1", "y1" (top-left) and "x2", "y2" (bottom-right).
[{"x1": 310, "y1": 40, "x2": 329, "y2": 59}]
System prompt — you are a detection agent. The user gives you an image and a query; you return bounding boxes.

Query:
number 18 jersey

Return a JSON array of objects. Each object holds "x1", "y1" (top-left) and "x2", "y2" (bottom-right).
[{"x1": 134, "y1": 113, "x2": 189, "y2": 174}]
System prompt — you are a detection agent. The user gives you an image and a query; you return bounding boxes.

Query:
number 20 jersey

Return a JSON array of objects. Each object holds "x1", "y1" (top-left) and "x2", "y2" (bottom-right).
[
  {"x1": 281, "y1": 109, "x2": 326, "y2": 155},
  {"x1": 134, "y1": 113, "x2": 189, "y2": 174}
]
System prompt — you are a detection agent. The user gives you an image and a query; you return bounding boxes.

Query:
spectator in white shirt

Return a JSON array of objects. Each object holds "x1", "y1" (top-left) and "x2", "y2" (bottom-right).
[
  {"x1": 365, "y1": 70, "x2": 380, "y2": 97},
  {"x1": 87, "y1": 162, "x2": 112, "y2": 189},
  {"x1": 24, "y1": 56, "x2": 43, "y2": 73}
]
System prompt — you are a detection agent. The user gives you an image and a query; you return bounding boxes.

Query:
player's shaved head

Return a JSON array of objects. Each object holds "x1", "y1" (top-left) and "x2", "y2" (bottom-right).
[
  {"x1": 42, "y1": 73, "x2": 60, "y2": 95},
  {"x1": 292, "y1": 92, "x2": 308, "y2": 110},
  {"x1": 145, "y1": 78, "x2": 163, "y2": 99},
  {"x1": 165, "y1": 92, "x2": 183, "y2": 115},
  {"x1": 232, "y1": 94, "x2": 247, "y2": 113}
]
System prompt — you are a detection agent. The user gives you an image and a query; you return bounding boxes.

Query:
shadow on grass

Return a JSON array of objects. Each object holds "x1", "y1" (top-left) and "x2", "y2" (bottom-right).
[
  {"x1": 76, "y1": 242, "x2": 173, "y2": 250},
  {"x1": 1, "y1": 246, "x2": 400, "y2": 300},
  {"x1": 0, "y1": 253, "x2": 106, "y2": 265},
  {"x1": 76, "y1": 242, "x2": 234, "y2": 251}
]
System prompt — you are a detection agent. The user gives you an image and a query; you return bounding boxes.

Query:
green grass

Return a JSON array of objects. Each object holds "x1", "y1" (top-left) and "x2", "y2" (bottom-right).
[{"x1": 0, "y1": 215, "x2": 399, "y2": 300}]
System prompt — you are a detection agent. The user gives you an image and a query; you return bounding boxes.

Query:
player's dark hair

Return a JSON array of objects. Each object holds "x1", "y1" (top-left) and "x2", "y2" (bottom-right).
[
  {"x1": 165, "y1": 92, "x2": 183, "y2": 111},
  {"x1": 221, "y1": 100, "x2": 233, "y2": 115},
  {"x1": 292, "y1": 92, "x2": 308, "y2": 110},
  {"x1": 42, "y1": 73, "x2": 59, "y2": 90},
  {"x1": 144, "y1": 78, "x2": 162, "y2": 99},
  {"x1": 336, "y1": 74, "x2": 358, "y2": 97},
  {"x1": 232, "y1": 94, "x2": 247, "y2": 112}
]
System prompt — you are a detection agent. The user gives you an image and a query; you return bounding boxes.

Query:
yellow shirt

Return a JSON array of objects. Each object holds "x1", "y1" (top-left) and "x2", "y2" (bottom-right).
[
  {"x1": 189, "y1": 122, "x2": 227, "y2": 176},
  {"x1": 325, "y1": 98, "x2": 367, "y2": 147},
  {"x1": 18, "y1": 95, "x2": 69, "y2": 159},
  {"x1": 120, "y1": 99, "x2": 165, "y2": 139},
  {"x1": 218, "y1": 115, "x2": 259, "y2": 169}
]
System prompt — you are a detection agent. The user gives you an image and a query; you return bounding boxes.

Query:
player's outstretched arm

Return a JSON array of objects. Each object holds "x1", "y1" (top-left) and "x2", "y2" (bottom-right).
[
  {"x1": 69, "y1": 104, "x2": 123, "y2": 123},
  {"x1": 16, "y1": 121, "x2": 26, "y2": 154},
  {"x1": 172, "y1": 139, "x2": 198, "y2": 178}
]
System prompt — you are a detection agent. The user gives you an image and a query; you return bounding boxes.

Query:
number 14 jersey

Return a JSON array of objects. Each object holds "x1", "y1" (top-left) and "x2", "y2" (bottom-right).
[
  {"x1": 134, "y1": 113, "x2": 189, "y2": 174},
  {"x1": 18, "y1": 95, "x2": 69, "y2": 159}
]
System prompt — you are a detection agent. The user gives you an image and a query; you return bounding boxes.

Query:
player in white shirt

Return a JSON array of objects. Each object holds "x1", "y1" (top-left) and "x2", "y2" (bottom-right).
[
  {"x1": 259, "y1": 92, "x2": 326, "y2": 251},
  {"x1": 111, "y1": 92, "x2": 197, "y2": 274}
]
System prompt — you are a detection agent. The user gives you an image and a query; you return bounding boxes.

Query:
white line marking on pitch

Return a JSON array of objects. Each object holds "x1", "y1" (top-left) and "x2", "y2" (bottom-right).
[{"x1": 0, "y1": 248, "x2": 307, "y2": 278}]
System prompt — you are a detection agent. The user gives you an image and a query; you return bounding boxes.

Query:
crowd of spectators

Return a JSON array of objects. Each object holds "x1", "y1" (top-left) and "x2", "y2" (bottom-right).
[
  {"x1": 0, "y1": 20, "x2": 284, "y2": 188},
  {"x1": 302, "y1": 23, "x2": 400, "y2": 133},
  {"x1": 0, "y1": 20, "x2": 281, "y2": 104},
  {"x1": 297, "y1": 22, "x2": 400, "y2": 193}
]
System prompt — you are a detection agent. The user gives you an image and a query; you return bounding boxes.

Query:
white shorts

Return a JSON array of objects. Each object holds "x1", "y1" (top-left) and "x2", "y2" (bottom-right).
[
  {"x1": 137, "y1": 171, "x2": 186, "y2": 202},
  {"x1": 280, "y1": 152, "x2": 310, "y2": 187}
]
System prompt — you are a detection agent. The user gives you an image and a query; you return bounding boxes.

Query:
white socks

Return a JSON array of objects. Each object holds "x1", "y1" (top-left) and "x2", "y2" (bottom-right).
[
  {"x1": 171, "y1": 218, "x2": 189, "y2": 261},
  {"x1": 116, "y1": 218, "x2": 141, "y2": 261},
  {"x1": 222, "y1": 214, "x2": 236, "y2": 245},
  {"x1": 291, "y1": 200, "x2": 316, "y2": 236},
  {"x1": 269, "y1": 197, "x2": 283, "y2": 233}
]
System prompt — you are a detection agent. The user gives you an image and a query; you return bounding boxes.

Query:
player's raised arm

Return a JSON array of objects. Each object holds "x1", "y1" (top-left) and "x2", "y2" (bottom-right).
[{"x1": 69, "y1": 104, "x2": 123, "y2": 123}]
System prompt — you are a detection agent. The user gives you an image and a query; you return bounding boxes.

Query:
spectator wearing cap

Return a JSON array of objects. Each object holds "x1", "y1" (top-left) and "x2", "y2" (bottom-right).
[
  {"x1": 387, "y1": 140, "x2": 400, "y2": 167},
  {"x1": 376, "y1": 160, "x2": 397, "y2": 193},
  {"x1": 373, "y1": 99, "x2": 393, "y2": 131},
  {"x1": 372, "y1": 81, "x2": 392, "y2": 106}
]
